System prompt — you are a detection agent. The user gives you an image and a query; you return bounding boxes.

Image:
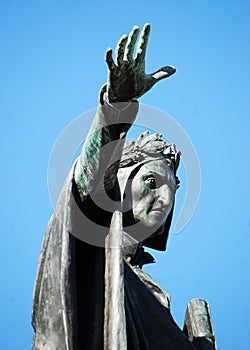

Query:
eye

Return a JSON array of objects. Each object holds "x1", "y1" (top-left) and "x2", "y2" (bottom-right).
[{"x1": 144, "y1": 177, "x2": 156, "y2": 189}]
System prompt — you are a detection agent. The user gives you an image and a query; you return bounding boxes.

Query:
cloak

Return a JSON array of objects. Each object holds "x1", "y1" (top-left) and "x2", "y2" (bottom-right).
[
  {"x1": 32, "y1": 93, "x2": 197, "y2": 349},
  {"x1": 31, "y1": 164, "x2": 197, "y2": 349}
]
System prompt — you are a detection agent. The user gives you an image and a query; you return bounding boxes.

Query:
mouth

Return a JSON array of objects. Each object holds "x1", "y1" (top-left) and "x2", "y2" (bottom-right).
[
  {"x1": 151, "y1": 207, "x2": 166, "y2": 213},
  {"x1": 149, "y1": 209, "x2": 166, "y2": 218},
  {"x1": 149, "y1": 207, "x2": 168, "y2": 221},
  {"x1": 146, "y1": 203, "x2": 168, "y2": 221}
]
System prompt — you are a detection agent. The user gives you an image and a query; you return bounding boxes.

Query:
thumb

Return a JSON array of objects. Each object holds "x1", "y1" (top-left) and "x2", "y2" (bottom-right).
[{"x1": 151, "y1": 65, "x2": 176, "y2": 82}]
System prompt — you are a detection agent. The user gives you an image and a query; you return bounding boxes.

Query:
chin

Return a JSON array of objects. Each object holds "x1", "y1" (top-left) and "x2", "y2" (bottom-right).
[{"x1": 141, "y1": 217, "x2": 165, "y2": 235}]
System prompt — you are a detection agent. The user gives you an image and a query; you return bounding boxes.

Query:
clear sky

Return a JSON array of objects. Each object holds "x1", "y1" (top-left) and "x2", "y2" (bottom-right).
[{"x1": 1, "y1": 1, "x2": 250, "y2": 349}]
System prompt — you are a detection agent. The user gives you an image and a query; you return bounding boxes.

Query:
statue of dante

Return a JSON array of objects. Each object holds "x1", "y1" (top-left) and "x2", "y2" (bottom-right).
[{"x1": 32, "y1": 24, "x2": 216, "y2": 350}]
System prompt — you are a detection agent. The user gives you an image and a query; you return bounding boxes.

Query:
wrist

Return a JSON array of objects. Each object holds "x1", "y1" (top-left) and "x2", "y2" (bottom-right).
[
  {"x1": 99, "y1": 83, "x2": 138, "y2": 106},
  {"x1": 100, "y1": 85, "x2": 137, "y2": 111}
]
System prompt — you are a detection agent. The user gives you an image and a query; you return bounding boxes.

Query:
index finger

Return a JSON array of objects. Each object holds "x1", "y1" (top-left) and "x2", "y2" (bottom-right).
[
  {"x1": 105, "y1": 48, "x2": 116, "y2": 71},
  {"x1": 135, "y1": 23, "x2": 151, "y2": 66}
]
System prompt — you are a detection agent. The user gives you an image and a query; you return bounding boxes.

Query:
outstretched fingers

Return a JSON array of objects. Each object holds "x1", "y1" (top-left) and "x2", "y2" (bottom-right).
[
  {"x1": 135, "y1": 23, "x2": 151, "y2": 66},
  {"x1": 124, "y1": 25, "x2": 140, "y2": 62},
  {"x1": 115, "y1": 34, "x2": 128, "y2": 66},
  {"x1": 106, "y1": 24, "x2": 152, "y2": 70},
  {"x1": 105, "y1": 48, "x2": 116, "y2": 71}
]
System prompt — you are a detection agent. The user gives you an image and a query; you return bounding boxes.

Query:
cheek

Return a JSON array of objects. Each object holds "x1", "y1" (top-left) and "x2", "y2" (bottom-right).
[
  {"x1": 131, "y1": 180, "x2": 145, "y2": 202},
  {"x1": 133, "y1": 184, "x2": 154, "y2": 207},
  {"x1": 132, "y1": 193, "x2": 155, "y2": 221},
  {"x1": 131, "y1": 180, "x2": 155, "y2": 219}
]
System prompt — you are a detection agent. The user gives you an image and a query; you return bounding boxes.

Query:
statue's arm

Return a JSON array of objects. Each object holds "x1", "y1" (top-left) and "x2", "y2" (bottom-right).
[
  {"x1": 74, "y1": 24, "x2": 176, "y2": 199},
  {"x1": 74, "y1": 93, "x2": 138, "y2": 199}
]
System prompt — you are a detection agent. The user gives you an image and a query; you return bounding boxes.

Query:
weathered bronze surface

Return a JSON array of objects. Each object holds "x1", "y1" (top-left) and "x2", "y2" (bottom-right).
[
  {"x1": 184, "y1": 299, "x2": 217, "y2": 349},
  {"x1": 32, "y1": 24, "x2": 217, "y2": 349}
]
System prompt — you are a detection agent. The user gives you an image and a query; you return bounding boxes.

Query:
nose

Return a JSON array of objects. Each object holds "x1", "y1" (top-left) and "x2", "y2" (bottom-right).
[{"x1": 156, "y1": 184, "x2": 172, "y2": 209}]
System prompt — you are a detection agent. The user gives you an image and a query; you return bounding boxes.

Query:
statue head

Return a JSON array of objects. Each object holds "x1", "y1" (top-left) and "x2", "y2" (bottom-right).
[
  {"x1": 73, "y1": 129, "x2": 180, "y2": 249},
  {"x1": 117, "y1": 131, "x2": 181, "y2": 251}
]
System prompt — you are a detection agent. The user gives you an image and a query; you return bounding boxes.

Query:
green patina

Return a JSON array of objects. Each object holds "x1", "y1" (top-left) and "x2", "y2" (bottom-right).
[{"x1": 76, "y1": 126, "x2": 112, "y2": 193}]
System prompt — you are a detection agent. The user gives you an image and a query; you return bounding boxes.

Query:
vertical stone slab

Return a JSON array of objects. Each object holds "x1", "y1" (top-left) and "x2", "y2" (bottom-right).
[{"x1": 104, "y1": 211, "x2": 127, "y2": 350}]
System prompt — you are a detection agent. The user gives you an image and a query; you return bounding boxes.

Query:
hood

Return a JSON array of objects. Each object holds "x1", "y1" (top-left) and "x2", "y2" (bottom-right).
[{"x1": 117, "y1": 161, "x2": 175, "y2": 252}]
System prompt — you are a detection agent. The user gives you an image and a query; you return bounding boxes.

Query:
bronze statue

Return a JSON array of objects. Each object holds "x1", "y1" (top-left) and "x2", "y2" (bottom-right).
[{"x1": 32, "y1": 24, "x2": 216, "y2": 349}]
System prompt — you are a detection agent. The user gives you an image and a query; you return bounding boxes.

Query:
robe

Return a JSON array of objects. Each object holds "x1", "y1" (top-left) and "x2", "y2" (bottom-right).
[
  {"x1": 32, "y1": 91, "x2": 197, "y2": 349},
  {"x1": 32, "y1": 166, "x2": 197, "y2": 349}
]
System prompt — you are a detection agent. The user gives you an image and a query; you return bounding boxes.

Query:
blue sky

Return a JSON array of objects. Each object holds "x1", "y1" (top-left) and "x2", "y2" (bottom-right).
[{"x1": 1, "y1": 1, "x2": 250, "y2": 349}]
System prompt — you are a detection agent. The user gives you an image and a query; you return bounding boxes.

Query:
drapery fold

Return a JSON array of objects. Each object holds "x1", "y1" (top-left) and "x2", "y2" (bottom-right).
[{"x1": 32, "y1": 168, "x2": 196, "y2": 349}]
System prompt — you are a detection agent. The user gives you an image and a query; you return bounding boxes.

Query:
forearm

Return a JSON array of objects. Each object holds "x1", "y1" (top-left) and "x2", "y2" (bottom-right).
[{"x1": 74, "y1": 89, "x2": 139, "y2": 199}]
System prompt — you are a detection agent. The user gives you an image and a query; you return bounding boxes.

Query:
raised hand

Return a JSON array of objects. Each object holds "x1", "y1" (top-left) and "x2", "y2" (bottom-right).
[{"x1": 105, "y1": 24, "x2": 176, "y2": 102}]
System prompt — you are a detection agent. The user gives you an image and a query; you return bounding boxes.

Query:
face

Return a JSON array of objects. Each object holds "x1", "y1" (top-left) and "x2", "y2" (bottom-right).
[{"x1": 131, "y1": 160, "x2": 176, "y2": 233}]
